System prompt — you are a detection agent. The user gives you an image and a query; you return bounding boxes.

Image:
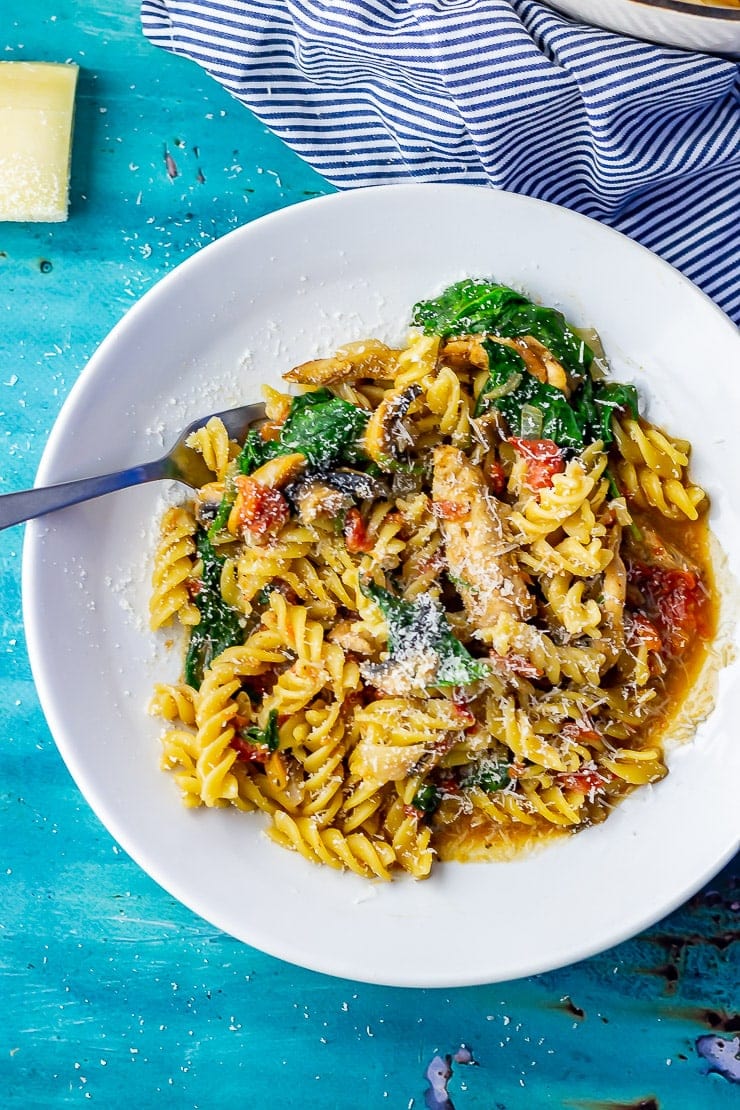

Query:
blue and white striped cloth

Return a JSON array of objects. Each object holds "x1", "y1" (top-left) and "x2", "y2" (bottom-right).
[{"x1": 141, "y1": 0, "x2": 740, "y2": 324}]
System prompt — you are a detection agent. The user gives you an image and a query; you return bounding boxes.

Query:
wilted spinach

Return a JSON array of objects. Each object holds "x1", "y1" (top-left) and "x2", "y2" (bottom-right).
[
  {"x1": 363, "y1": 580, "x2": 489, "y2": 687},
  {"x1": 238, "y1": 388, "x2": 369, "y2": 474},
  {"x1": 184, "y1": 531, "x2": 244, "y2": 689}
]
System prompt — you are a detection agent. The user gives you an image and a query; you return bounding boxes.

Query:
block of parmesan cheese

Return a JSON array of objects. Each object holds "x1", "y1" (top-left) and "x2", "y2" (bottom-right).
[{"x1": 0, "y1": 62, "x2": 79, "y2": 223}]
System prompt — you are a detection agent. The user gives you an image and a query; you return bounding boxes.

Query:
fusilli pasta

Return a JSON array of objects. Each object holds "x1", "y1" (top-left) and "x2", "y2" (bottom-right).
[{"x1": 149, "y1": 279, "x2": 716, "y2": 880}]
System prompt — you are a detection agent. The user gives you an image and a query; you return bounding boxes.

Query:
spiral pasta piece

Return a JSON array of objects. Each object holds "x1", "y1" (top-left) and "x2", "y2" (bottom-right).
[
  {"x1": 149, "y1": 507, "x2": 200, "y2": 630},
  {"x1": 185, "y1": 416, "x2": 235, "y2": 481}
]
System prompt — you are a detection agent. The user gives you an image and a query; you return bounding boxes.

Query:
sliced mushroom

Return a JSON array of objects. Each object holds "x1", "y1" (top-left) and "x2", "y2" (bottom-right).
[
  {"x1": 363, "y1": 384, "x2": 422, "y2": 470},
  {"x1": 440, "y1": 336, "x2": 489, "y2": 372},
  {"x1": 284, "y1": 339, "x2": 399, "y2": 385},
  {"x1": 442, "y1": 333, "x2": 570, "y2": 395},
  {"x1": 286, "y1": 468, "x2": 388, "y2": 524},
  {"x1": 292, "y1": 479, "x2": 352, "y2": 524},
  {"x1": 320, "y1": 469, "x2": 389, "y2": 501}
]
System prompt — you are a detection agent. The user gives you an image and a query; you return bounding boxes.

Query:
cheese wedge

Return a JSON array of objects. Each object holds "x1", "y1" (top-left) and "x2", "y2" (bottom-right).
[{"x1": 0, "y1": 62, "x2": 79, "y2": 222}]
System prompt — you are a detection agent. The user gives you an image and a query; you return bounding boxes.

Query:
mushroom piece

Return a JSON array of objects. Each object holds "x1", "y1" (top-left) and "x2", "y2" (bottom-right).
[
  {"x1": 286, "y1": 468, "x2": 388, "y2": 524},
  {"x1": 292, "y1": 479, "x2": 352, "y2": 524},
  {"x1": 440, "y1": 336, "x2": 489, "y2": 372},
  {"x1": 284, "y1": 339, "x2": 399, "y2": 385},
  {"x1": 363, "y1": 384, "x2": 422, "y2": 470},
  {"x1": 441, "y1": 333, "x2": 570, "y2": 395}
]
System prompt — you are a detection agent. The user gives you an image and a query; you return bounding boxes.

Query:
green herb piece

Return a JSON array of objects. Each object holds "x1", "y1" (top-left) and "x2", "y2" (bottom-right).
[
  {"x1": 411, "y1": 783, "x2": 441, "y2": 816},
  {"x1": 184, "y1": 531, "x2": 244, "y2": 689},
  {"x1": 239, "y1": 708, "x2": 279, "y2": 752},
  {"x1": 412, "y1": 279, "x2": 593, "y2": 377},
  {"x1": 237, "y1": 388, "x2": 370, "y2": 475},
  {"x1": 363, "y1": 580, "x2": 489, "y2": 688},
  {"x1": 474, "y1": 763, "x2": 511, "y2": 793}
]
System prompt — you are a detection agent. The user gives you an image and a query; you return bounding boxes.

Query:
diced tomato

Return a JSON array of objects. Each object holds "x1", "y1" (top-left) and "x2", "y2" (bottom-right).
[
  {"x1": 560, "y1": 721, "x2": 603, "y2": 746},
  {"x1": 451, "y1": 701, "x2": 476, "y2": 726},
  {"x1": 343, "y1": 507, "x2": 374, "y2": 553},
  {"x1": 627, "y1": 561, "x2": 709, "y2": 652},
  {"x1": 184, "y1": 576, "x2": 202, "y2": 598},
  {"x1": 432, "y1": 500, "x2": 470, "y2": 521},
  {"x1": 419, "y1": 550, "x2": 446, "y2": 576},
  {"x1": 629, "y1": 613, "x2": 663, "y2": 654},
  {"x1": 558, "y1": 769, "x2": 611, "y2": 794},
  {"x1": 234, "y1": 475, "x2": 289, "y2": 540},
  {"x1": 487, "y1": 460, "x2": 506, "y2": 497},
  {"x1": 230, "y1": 735, "x2": 270, "y2": 765},
  {"x1": 509, "y1": 438, "x2": 565, "y2": 491},
  {"x1": 508, "y1": 762, "x2": 526, "y2": 779}
]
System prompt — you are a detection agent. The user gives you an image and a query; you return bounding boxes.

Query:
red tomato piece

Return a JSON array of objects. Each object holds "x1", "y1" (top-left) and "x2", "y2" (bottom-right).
[
  {"x1": 489, "y1": 651, "x2": 544, "y2": 680},
  {"x1": 235, "y1": 475, "x2": 289, "y2": 540},
  {"x1": 627, "y1": 561, "x2": 708, "y2": 652},
  {"x1": 629, "y1": 613, "x2": 663, "y2": 653},
  {"x1": 230, "y1": 736, "x2": 270, "y2": 765},
  {"x1": 487, "y1": 460, "x2": 506, "y2": 496},
  {"x1": 559, "y1": 769, "x2": 610, "y2": 794},
  {"x1": 560, "y1": 721, "x2": 603, "y2": 746},
  {"x1": 343, "y1": 507, "x2": 374, "y2": 553},
  {"x1": 509, "y1": 438, "x2": 565, "y2": 491}
]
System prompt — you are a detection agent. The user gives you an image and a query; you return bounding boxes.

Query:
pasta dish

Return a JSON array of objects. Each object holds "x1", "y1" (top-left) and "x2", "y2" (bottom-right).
[{"x1": 149, "y1": 280, "x2": 716, "y2": 880}]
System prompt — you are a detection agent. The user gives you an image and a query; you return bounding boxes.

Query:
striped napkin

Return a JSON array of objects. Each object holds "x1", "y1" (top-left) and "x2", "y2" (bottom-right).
[{"x1": 141, "y1": 0, "x2": 739, "y2": 324}]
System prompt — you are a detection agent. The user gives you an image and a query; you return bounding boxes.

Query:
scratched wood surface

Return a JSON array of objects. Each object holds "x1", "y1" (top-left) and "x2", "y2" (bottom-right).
[{"x1": 1, "y1": 5, "x2": 738, "y2": 1107}]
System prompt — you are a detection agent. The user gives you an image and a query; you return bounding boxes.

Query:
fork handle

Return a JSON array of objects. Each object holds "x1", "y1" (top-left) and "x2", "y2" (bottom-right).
[{"x1": 0, "y1": 458, "x2": 168, "y2": 531}]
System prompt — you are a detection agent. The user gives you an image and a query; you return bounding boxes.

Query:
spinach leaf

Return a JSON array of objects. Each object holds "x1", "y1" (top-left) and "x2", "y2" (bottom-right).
[
  {"x1": 238, "y1": 388, "x2": 370, "y2": 474},
  {"x1": 184, "y1": 531, "x2": 244, "y2": 689},
  {"x1": 238, "y1": 708, "x2": 279, "y2": 752},
  {"x1": 411, "y1": 783, "x2": 441, "y2": 816},
  {"x1": 363, "y1": 580, "x2": 489, "y2": 688},
  {"x1": 476, "y1": 340, "x2": 640, "y2": 450},
  {"x1": 466, "y1": 761, "x2": 511, "y2": 793},
  {"x1": 412, "y1": 279, "x2": 593, "y2": 377},
  {"x1": 593, "y1": 381, "x2": 639, "y2": 443},
  {"x1": 476, "y1": 340, "x2": 584, "y2": 448}
]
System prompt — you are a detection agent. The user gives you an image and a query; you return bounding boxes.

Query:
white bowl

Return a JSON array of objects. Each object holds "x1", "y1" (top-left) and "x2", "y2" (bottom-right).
[
  {"x1": 545, "y1": 0, "x2": 740, "y2": 55},
  {"x1": 23, "y1": 185, "x2": 740, "y2": 987}
]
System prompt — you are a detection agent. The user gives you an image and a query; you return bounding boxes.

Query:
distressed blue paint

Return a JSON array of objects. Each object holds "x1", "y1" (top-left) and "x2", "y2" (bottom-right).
[{"x1": 0, "y1": 5, "x2": 737, "y2": 1108}]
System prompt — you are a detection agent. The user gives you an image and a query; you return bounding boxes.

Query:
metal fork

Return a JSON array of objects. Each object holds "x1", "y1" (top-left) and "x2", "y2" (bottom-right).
[{"x1": 0, "y1": 402, "x2": 265, "y2": 531}]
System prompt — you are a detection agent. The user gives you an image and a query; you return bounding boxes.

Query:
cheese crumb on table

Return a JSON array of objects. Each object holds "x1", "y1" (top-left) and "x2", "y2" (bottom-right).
[{"x1": 0, "y1": 61, "x2": 79, "y2": 223}]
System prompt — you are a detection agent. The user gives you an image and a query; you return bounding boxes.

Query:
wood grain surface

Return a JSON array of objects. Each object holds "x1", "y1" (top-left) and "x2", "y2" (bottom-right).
[{"x1": 1, "y1": 5, "x2": 737, "y2": 1107}]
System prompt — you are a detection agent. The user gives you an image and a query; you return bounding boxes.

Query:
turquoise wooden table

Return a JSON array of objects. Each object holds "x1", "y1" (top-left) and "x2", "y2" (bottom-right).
[{"x1": 1, "y1": 5, "x2": 738, "y2": 1107}]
